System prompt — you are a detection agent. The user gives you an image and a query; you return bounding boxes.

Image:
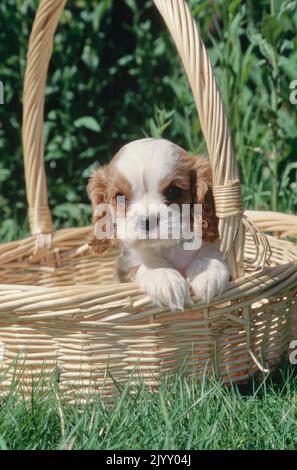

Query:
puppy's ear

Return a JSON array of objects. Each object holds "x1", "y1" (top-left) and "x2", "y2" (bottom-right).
[
  {"x1": 87, "y1": 166, "x2": 112, "y2": 254},
  {"x1": 87, "y1": 166, "x2": 108, "y2": 207},
  {"x1": 191, "y1": 156, "x2": 219, "y2": 243}
]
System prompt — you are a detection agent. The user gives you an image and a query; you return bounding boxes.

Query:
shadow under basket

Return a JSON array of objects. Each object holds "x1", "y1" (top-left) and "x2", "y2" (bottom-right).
[{"x1": 0, "y1": 226, "x2": 296, "y2": 399}]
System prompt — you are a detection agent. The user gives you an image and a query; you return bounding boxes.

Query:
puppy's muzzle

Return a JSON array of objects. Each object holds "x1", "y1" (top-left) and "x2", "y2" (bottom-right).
[{"x1": 139, "y1": 214, "x2": 160, "y2": 234}]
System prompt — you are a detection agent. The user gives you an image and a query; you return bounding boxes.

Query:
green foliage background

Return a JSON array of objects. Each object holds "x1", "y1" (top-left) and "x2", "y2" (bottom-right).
[{"x1": 0, "y1": 0, "x2": 297, "y2": 241}]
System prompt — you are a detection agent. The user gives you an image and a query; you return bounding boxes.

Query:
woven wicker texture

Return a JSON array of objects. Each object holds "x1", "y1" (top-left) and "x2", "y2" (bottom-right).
[
  {"x1": 0, "y1": 0, "x2": 296, "y2": 398},
  {"x1": 247, "y1": 211, "x2": 297, "y2": 240}
]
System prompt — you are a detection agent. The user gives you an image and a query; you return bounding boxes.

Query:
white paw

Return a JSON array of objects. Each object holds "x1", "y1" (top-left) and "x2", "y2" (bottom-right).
[
  {"x1": 186, "y1": 258, "x2": 230, "y2": 303},
  {"x1": 136, "y1": 266, "x2": 192, "y2": 311}
]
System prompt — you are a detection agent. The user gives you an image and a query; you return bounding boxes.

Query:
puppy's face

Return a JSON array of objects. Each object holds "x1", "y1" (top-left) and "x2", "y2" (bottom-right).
[{"x1": 88, "y1": 138, "x2": 218, "y2": 252}]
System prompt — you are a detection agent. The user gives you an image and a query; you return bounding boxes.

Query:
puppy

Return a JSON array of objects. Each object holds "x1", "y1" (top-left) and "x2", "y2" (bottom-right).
[{"x1": 87, "y1": 138, "x2": 230, "y2": 310}]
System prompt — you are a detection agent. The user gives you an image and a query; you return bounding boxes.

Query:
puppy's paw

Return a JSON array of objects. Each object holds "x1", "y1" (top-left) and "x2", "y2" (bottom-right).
[
  {"x1": 187, "y1": 258, "x2": 230, "y2": 303},
  {"x1": 136, "y1": 266, "x2": 191, "y2": 311}
]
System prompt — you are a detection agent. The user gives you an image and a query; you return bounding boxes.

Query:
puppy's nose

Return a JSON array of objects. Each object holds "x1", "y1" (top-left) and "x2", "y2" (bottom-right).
[
  {"x1": 145, "y1": 218, "x2": 151, "y2": 233},
  {"x1": 140, "y1": 215, "x2": 159, "y2": 233}
]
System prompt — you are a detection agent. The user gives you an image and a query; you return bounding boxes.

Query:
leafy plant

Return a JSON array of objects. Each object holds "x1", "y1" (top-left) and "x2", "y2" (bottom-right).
[{"x1": 0, "y1": 0, "x2": 296, "y2": 242}]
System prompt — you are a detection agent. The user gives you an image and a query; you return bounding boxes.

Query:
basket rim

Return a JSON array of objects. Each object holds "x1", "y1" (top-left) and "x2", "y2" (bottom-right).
[{"x1": 0, "y1": 228, "x2": 296, "y2": 314}]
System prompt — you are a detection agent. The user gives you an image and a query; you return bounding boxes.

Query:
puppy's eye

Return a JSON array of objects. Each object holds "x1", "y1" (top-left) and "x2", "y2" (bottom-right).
[
  {"x1": 165, "y1": 186, "x2": 182, "y2": 202},
  {"x1": 115, "y1": 192, "x2": 128, "y2": 202},
  {"x1": 115, "y1": 192, "x2": 129, "y2": 205}
]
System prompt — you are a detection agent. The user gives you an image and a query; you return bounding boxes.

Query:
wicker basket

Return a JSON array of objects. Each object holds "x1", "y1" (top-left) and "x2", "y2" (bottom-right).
[
  {"x1": 1, "y1": 0, "x2": 297, "y2": 399},
  {"x1": 247, "y1": 211, "x2": 297, "y2": 241}
]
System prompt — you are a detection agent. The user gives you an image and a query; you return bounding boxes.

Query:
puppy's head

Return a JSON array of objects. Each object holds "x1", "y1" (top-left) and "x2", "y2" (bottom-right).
[{"x1": 87, "y1": 138, "x2": 218, "y2": 253}]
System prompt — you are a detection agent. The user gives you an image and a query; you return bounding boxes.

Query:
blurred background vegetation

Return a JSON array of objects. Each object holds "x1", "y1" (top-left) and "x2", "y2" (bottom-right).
[{"x1": 0, "y1": 0, "x2": 297, "y2": 241}]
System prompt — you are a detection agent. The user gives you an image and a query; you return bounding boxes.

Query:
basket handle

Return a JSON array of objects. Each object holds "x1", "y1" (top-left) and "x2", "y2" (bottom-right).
[
  {"x1": 23, "y1": 0, "x2": 269, "y2": 276},
  {"x1": 23, "y1": 0, "x2": 66, "y2": 255}
]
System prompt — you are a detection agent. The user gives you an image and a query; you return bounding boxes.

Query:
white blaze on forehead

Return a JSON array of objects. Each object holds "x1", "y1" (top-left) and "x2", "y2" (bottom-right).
[{"x1": 115, "y1": 139, "x2": 181, "y2": 198}]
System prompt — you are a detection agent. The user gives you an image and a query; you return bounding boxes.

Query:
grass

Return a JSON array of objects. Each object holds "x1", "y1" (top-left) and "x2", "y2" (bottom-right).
[
  {"x1": 0, "y1": 0, "x2": 297, "y2": 452},
  {"x1": 0, "y1": 365, "x2": 297, "y2": 450}
]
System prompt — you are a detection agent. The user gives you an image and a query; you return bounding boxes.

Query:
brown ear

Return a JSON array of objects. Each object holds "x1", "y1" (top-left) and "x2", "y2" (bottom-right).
[
  {"x1": 87, "y1": 166, "x2": 108, "y2": 207},
  {"x1": 192, "y1": 156, "x2": 219, "y2": 243},
  {"x1": 87, "y1": 166, "x2": 112, "y2": 254}
]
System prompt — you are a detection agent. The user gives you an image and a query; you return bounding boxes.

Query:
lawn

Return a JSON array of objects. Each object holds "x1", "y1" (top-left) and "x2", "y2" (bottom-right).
[
  {"x1": 0, "y1": 0, "x2": 297, "y2": 452},
  {"x1": 0, "y1": 365, "x2": 297, "y2": 450}
]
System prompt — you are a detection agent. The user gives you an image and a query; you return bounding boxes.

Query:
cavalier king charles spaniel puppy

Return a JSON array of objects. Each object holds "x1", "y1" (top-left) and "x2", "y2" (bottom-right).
[{"x1": 87, "y1": 138, "x2": 230, "y2": 311}]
